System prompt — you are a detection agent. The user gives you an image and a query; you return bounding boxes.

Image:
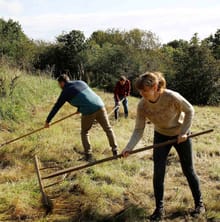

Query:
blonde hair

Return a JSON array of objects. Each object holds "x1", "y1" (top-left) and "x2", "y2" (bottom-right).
[{"x1": 135, "y1": 72, "x2": 166, "y2": 92}]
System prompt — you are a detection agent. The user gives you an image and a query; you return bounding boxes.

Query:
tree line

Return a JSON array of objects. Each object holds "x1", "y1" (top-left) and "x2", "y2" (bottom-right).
[{"x1": 0, "y1": 18, "x2": 219, "y2": 105}]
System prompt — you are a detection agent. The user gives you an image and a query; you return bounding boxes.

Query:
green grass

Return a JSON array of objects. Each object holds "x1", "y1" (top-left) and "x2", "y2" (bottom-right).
[{"x1": 0, "y1": 65, "x2": 219, "y2": 221}]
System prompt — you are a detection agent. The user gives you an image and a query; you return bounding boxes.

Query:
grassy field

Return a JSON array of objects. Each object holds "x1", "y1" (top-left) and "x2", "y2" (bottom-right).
[{"x1": 0, "y1": 65, "x2": 219, "y2": 222}]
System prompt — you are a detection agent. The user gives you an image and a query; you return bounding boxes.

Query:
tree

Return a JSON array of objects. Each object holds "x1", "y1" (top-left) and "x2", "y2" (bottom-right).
[
  {"x1": 124, "y1": 29, "x2": 160, "y2": 50},
  {"x1": 55, "y1": 30, "x2": 87, "y2": 79},
  {"x1": 86, "y1": 29, "x2": 162, "y2": 93},
  {"x1": 84, "y1": 41, "x2": 128, "y2": 90},
  {"x1": 32, "y1": 27, "x2": 219, "y2": 105},
  {"x1": 203, "y1": 29, "x2": 220, "y2": 59},
  {"x1": 89, "y1": 29, "x2": 125, "y2": 47},
  {"x1": 0, "y1": 18, "x2": 35, "y2": 69},
  {"x1": 33, "y1": 41, "x2": 58, "y2": 74},
  {"x1": 166, "y1": 39, "x2": 189, "y2": 49},
  {"x1": 34, "y1": 30, "x2": 87, "y2": 78},
  {"x1": 170, "y1": 35, "x2": 220, "y2": 105}
]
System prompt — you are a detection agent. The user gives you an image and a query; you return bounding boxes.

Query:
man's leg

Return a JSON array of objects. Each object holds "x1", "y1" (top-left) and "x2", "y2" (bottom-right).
[
  {"x1": 81, "y1": 113, "x2": 96, "y2": 156},
  {"x1": 114, "y1": 99, "x2": 120, "y2": 120},
  {"x1": 122, "y1": 97, "x2": 128, "y2": 118},
  {"x1": 95, "y1": 108, "x2": 118, "y2": 154},
  {"x1": 174, "y1": 139, "x2": 203, "y2": 210}
]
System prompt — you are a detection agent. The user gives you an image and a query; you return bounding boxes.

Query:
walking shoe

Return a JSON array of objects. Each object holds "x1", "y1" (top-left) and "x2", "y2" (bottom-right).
[
  {"x1": 78, "y1": 154, "x2": 96, "y2": 163},
  {"x1": 85, "y1": 154, "x2": 96, "y2": 163},
  {"x1": 112, "y1": 150, "x2": 118, "y2": 157},
  {"x1": 191, "y1": 204, "x2": 206, "y2": 217},
  {"x1": 149, "y1": 208, "x2": 165, "y2": 221}
]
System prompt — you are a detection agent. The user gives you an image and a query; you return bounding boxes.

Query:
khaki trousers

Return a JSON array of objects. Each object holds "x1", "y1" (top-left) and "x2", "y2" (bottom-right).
[{"x1": 81, "y1": 108, "x2": 118, "y2": 155}]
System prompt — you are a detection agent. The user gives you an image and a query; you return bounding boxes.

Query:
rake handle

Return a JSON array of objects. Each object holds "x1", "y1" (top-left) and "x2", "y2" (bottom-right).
[
  {"x1": 129, "y1": 129, "x2": 214, "y2": 155},
  {"x1": 42, "y1": 129, "x2": 213, "y2": 180},
  {"x1": 108, "y1": 97, "x2": 126, "y2": 117},
  {"x1": 0, "y1": 112, "x2": 78, "y2": 148},
  {"x1": 1, "y1": 96, "x2": 126, "y2": 147}
]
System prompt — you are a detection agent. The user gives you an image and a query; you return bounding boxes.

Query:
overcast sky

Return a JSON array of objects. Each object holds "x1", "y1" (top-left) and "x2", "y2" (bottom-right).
[{"x1": 0, "y1": 0, "x2": 220, "y2": 43}]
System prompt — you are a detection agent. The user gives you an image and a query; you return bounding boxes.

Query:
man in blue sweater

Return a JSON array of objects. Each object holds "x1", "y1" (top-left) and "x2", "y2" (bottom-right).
[{"x1": 45, "y1": 74, "x2": 118, "y2": 161}]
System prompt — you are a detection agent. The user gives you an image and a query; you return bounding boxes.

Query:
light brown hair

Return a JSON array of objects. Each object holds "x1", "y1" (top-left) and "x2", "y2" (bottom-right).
[{"x1": 135, "y1": 72, "x2": 166, "y2": 92}]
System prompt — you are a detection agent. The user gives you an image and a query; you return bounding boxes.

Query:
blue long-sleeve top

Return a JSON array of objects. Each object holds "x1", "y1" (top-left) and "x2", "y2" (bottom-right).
[{"x1": 46, "y1": 80, "x2": 104, "y2": 123}]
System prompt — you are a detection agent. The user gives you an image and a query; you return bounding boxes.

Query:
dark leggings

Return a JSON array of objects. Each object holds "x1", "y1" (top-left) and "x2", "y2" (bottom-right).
[{"x1": 153, "y1": 131, "x2": 202, "y2": 209}]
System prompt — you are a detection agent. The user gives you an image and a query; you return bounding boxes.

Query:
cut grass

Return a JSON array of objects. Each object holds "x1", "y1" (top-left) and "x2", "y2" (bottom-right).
[{"x1": 0, "y1": 65, "x2": 219, "y2": 221}]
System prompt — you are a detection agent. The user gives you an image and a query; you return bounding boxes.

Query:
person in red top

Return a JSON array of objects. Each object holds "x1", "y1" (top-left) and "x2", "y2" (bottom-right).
[{"x1": 114, "y1": 75, "x2": 131, "y2": 119}]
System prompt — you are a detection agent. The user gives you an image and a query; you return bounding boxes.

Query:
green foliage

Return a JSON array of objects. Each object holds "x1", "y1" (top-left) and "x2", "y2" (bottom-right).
[
  {"x1": 34, "y1": 28, "x2": 161, "y2": 93},
  {"x1": 34, "y1": 30, "x2": 87, "y2": 79},
  {"x1": 0, "y1": 18, "x2": 35, "y2": 69},
  {"x1": 85, "y1": 29, "x2": 161, "y2": 93},
  {"x1": 56, "y1": 30, "x2": 86, "y2": 79},
  {"x1": 0, "y1": 65, "x2": 58, "y2": 122},
  {"x1": 124, "y1": 29, "x2": 160, "y2": 50},
  {"x1": 0, "y1": 69, "x2": 219, "y2": 221},
  {"x1": 0, "y1": 17, "x2": 220, "y2": 105},
  {"x1": 35, "y1": 28, "x2": 218, "y2": 105},
  {"x1": 84, "y1": 42, "x2": 127, "y2": 89},
  {"x1": 89, "y1": 29, "x2": 125, "y2": 47},
  {"x1": 33, "y1": 41, "x2": 59, "y2": 74},
  {"x1": 165, "y1": 34, "x2": 220, "y2": 105},
  {"x1": 203, "y1": 29, "x2": 220, "y2": 59}
]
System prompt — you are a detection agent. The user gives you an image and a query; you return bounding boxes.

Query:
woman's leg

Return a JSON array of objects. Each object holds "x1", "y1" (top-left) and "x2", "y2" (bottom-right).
[
  {"x1": 174, "y1": 139, "x2": 203, "y2": 207},
  {"x1": 153, "y1": 131, "x2": 172, "y2": 209}
]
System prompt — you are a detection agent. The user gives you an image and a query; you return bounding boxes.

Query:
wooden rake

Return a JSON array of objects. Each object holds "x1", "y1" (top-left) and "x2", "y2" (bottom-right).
[{"x1": 34, "y1": 129, "x2": 213, "y2": 212}]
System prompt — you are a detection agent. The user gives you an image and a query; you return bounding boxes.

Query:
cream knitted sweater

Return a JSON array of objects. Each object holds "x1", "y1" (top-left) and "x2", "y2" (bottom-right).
[{"x1": 125, "y1": 89, "x2": 194, "y2": 151}]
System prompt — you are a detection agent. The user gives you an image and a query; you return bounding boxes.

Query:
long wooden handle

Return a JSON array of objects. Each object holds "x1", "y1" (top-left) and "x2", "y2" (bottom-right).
[
  {"x1": 42, "y1": 129, "x2": 213, "y2": 180},
  {"x1": 108, "y1": 97, "x2": 126, "y2": 117},
  {"x1": 0, "y1": 112, "x2": 78, "y2": 148},
  {"x1": 34, "y1": 155, "x2": 49, "y2": 206},
  {"x1": 129, "y1": 129, "x2": 214, "y2": 155}
]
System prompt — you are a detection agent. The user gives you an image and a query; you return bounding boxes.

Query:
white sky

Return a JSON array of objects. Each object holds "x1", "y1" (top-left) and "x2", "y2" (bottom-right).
[{"x1": 0, "y1": 0, "x2": 220, "y2": 43}]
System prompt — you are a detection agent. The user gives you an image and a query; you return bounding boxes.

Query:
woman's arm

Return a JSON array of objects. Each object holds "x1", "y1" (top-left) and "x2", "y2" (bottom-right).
[
  {"x1": 178, "y1": 95, "x2": 194, "y2": 135},
  {"x1": 173, "y1": 92, "x2": 194, "y2": 143},
  {"x1": 122, "y1": 103, "x2": 146, "y2": 152}
]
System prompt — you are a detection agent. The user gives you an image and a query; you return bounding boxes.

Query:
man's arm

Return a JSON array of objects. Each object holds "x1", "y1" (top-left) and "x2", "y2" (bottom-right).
[
  {"x1": 114, "y1": 82, "x2": 120, "y2": 102},
  {"x1": 126, "y1": 80, "x2": 131, "y2": 96},
  {"x1": 45, "y1": 91, "x2": 66, "y2": 125}
]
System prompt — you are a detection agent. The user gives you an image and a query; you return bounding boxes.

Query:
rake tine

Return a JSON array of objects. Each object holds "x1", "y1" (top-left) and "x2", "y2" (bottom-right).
[
  {"x1": 44, "y1": 180, "x2": 64, "y2": 189},
  {"x1": 40, "y1": 166, "x2": 63, "y2": 170}
]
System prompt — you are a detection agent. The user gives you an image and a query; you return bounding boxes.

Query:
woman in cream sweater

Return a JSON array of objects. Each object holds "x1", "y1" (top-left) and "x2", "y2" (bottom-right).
[{"x1": 122, "y1": 72, "x2": 205, "y2": 220}]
